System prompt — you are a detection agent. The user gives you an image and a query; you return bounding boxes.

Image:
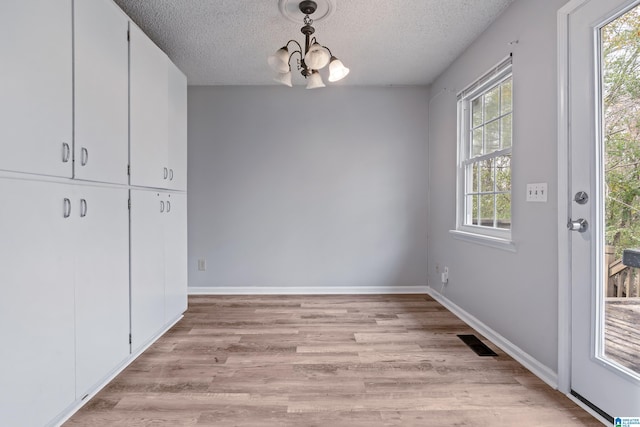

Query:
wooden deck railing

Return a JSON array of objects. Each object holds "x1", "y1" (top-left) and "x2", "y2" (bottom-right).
[{"x1": 606, "y1": 245, "x2": 640, "y2": 298}]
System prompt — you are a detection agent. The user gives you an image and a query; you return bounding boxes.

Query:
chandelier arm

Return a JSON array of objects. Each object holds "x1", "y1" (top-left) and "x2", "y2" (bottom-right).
[
  {"x1": 321, "y1": 45, "x2": 333, "y2": 56},
  {"x1": 285, "y1": 39, "x2": 303, "y2": 52}
]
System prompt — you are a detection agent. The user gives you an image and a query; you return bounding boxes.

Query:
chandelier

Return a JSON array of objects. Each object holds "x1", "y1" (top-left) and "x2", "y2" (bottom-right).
[{"x1": 268, "y1": 0, "x2": 349, "y2": 89}]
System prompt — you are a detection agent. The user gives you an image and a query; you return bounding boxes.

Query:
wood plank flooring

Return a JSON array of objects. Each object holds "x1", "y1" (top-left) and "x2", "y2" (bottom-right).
[
  {"x1": 605, "y1": 297, "x2": 640, "y2": 373},
  {"x1": 64, "y1": 295, "x2": 600, "y2": 426}
]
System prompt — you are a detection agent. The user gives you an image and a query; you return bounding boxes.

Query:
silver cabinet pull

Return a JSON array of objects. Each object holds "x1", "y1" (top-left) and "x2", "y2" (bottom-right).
[
  {"x1": 80, "y1": 198, "x2": 88, "y2": 218},
  {"x1": 166, "y1": 200, "x2": 171, "y2": 213},
  {"x1": 163, "y1": 167, "x2": 168, "y2": 179},
  {"x1": 160, "y1": 200, "x2": 165, "y2": 213},
  {"x1": 169, "y1": 169, "x2": 174, "y2": 181},
  {"x1": 63, "y1": 198, "x2": 71, "y2": 218},
  {"x1": 62, "y1": 143, "x2": 70, "y2": 163},
  {"x1": 81, "y1": 147, "x2": 89, "y2": 166}
]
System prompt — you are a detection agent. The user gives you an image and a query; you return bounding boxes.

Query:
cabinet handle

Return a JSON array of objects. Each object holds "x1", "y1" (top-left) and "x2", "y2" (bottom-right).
[
  {"x1": 81, "y1": 147, "x2": 89, "y2": 166},
  {"x1": 169, "y1": 169, "x2": 174, "y2": 181},
  {"x1": 63, "y1": 198, "x2": 71, "y2": 218},
  {"x1": 160, "y1": 200, "x2": 165, "y2": 213},
  {"x1": 62, "y1": 143, "x2": 70, "y2": 163},
  {"x1": 163, "y1": 167, "x2": 168, "y2": 180},
  {"x1": 166, "y1": 200, "x2": 171, "y2": 213},
  {"x1": 80, "y1": 198, "x2": 88, "y2": 218}
]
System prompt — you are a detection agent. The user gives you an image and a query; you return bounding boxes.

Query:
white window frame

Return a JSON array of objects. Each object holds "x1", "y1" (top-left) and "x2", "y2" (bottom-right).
[{"x1": 450, "y1": 55, "x2": 515, "y2": 252}]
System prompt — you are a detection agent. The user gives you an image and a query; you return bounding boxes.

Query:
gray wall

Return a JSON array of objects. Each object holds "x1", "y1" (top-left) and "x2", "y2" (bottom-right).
[
  {"x1": 188, "y1": 86, "x2": 429, "y2": 290},
  {"x1": 427, "y1": 0, "x2": 566, "y2": 372}
]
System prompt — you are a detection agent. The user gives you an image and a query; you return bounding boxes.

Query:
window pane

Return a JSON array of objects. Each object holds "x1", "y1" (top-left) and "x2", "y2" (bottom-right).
[
  {"x1": 495, "y1": 156, "x2": 511, "y2": 191},
  {"x1": 469, "y1": 195, "x2": 479, "y2": 225},
  {"x1": 472, "y1": 97, "x2": 483, "y2": 128},
  {"x1": 479, "y1": 194, "x2": 495, "y2": 227},
  {"x1": 472, "y1": 128, "x2": 483, "y2": 157},
  {"x1": 496, "y1": 193, "x2": 511, "y2": 229},
  {"x1": 484, "y1": 86, "x2": 500, "y2": 122},
  {"x1": 501, "y1": 78, "x2": 512, "y2": 114},
  {"x1": 480, "y1": 159, "x2": 494, "y2": 193},
  {"x1": 501, "y1": 114, "x2": 512, "y2": 149},
  {"x1": 486, "y1": 120, "x2": 500, "y2": 154},
  {"x1": 471, "y1": 163, "x2": 479, "y2": 193}
]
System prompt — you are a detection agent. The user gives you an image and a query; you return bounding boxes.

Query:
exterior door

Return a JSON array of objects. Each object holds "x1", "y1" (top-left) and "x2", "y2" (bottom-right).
[{"x1": 568, "y1": 0, "x2": 640, "y2": 420}]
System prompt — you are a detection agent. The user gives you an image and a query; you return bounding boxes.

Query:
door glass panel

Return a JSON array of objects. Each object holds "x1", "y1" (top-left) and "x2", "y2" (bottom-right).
[{"x1": 601, "y1": 4, "x2": 640, "y2": 376}]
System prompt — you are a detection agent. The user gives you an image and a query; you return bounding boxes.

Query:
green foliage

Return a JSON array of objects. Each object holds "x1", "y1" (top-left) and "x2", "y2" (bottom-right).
[{"x1": 603, "y1": 6, "x2": 640, "y2": 258}]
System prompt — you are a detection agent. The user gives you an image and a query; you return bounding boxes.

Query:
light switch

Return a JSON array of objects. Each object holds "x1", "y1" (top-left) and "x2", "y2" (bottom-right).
[{"x1": 526, "y1": 183, "x2": 548, "y2": 202}]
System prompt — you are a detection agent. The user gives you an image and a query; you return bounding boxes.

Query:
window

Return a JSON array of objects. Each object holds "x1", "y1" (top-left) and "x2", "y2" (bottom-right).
[{"x1": 454, "y1": 56, "x2": 513, "y2": 248}]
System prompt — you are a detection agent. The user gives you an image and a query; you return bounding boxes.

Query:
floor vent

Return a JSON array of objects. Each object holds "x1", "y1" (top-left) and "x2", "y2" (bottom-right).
[{"x1": 457, "y1": 334, "x2": 498, "y2": 356}]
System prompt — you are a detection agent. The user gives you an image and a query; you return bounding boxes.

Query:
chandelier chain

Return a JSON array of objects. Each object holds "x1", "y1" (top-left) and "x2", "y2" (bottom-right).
[{"x1": 303, "y1": 14, "x2": 313, "y2": 26}]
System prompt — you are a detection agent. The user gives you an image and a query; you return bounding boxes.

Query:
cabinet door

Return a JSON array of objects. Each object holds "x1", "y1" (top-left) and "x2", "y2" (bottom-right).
[
  {"x1": 0, "y1": 0, "x2": 73, "y2": 178},
  {"x1": 75, "y1": 186, "x2": 130, "y2": 397},
  {"x1": 74, "y1": 0, "x2": 129, "y2": 184},
  {"x1": 130, "y1": 23, "x2": 169, "y2": 189},
  {"x1": 164, "y1": 193, "x2": 188, "y2": 321},
  {"x1": 167, "y1": 62, "x2": 188, "y2": 191},
  {"x1": 0, "y1": 179, "x2": 75, "y2": 427},
  {"x1": 130, "y1": 189, "x2": 166, "y2": 351}
]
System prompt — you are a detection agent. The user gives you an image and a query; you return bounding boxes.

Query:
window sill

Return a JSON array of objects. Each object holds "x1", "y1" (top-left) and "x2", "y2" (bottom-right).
[{"x1": 449, "y1": 229, "x2": 516, "y2": 252}]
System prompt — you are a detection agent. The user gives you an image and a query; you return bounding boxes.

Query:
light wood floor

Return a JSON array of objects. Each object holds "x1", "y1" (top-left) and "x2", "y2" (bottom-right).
[{"x1": 65, "y1": 295, "x2": 600, "y2": 426}]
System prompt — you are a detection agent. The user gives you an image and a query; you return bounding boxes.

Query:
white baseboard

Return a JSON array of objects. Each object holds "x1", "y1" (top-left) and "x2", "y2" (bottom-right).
[
  {"x1": 52, "y1": 315, "x2": 184, "y2": 427},
  {"x1": 188, "y1": 285, "x2": 430, "y2": 295},
  {"x1": 426, "y1": 286, "x2": 559, "y2": 389}
]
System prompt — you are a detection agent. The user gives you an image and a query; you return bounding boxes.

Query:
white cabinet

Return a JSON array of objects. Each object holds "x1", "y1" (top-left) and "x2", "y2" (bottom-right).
[
  {"x1": 129, "y1": 23, "x2": 169, "y2": 189},
  {"x1": 74, "y1": 186, "x2": 130, "y2": 397},
  {"x1": 130, "y1": 189, "x2": 187, "y2": 351},
  {"x1": 167, "y1": 62, "x2": 188, "y2": 191},
  {"x1": 0, "y1": 0, "x2": 73, "y2": 178},
  {"x1": 0, "y1": 179, "x2": 76, "y2": 427},
  {"x1": 74, "y1": 0, "x2": 129, "y2": 184}
]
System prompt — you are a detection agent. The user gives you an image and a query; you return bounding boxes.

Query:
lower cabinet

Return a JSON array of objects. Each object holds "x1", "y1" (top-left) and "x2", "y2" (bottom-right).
[
  {"x1": 0, "y1": 179, "x2": 130, "y2": 427},
  {"x1": 130, "y1": 189, "x2": 187, "y2": 351}
]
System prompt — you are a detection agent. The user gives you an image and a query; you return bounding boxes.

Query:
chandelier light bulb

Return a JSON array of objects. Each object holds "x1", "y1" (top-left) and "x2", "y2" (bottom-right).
[
  {"x1": 328, "y1": 56, "x2": 350, "y2": 82},
  {"x1": 273, "y1": 71, "x2": 293, "y2": 87},
  {"x1": 304, "y1": 43, "x2": 331, "y2": 70},
  {"x1": 268, "y1": 47, "x2": 291, "y2": 73},
  {"x1": 306, "y1": 71, "x2": 325, "y2": 89}
]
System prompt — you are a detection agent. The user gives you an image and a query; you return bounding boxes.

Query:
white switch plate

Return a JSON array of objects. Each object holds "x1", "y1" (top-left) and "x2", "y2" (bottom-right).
[
  {"x1": 526, "y1": 183, "x2": 548, "y2": 202},
  {"x1": 198, "y1": 258, "x2": 206, "y2": 271}
]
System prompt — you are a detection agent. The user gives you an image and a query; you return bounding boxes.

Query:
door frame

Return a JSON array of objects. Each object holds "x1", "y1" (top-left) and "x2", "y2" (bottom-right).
[{"x1": 557, "y1": 0, "x2": 639, "y2": 418}]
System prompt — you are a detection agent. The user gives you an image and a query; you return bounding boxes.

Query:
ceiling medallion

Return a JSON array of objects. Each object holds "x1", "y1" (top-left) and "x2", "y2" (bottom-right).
[
  {"x1": 278, "y1": 0, "x2": 335, "y2": 24},
  {"x1": 268, "y1": 0, "x2": 348, "y2": 89}
]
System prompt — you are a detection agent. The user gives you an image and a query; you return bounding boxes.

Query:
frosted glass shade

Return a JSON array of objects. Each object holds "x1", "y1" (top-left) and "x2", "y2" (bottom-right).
[
  {"x1": 304, "y1": 43, "x2": 331, "y2": 70},
  {"x1": 306, "y1": 71, "x2": 325, "y2": 89},
  {"x1": 268, "y1": 47, "x2": 290, "y2": 73},
  {"x1": 273, "y1": 71, "x2": 293, "y2": 87},
  {"x1": 328, "y1": 57, "x2": 350, "y2": 82}
]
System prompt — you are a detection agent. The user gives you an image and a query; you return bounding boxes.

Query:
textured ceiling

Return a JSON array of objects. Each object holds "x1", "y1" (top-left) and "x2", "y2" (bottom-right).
[{"x1": 113, "y1": 0, "x2": 515, "y2": 86}]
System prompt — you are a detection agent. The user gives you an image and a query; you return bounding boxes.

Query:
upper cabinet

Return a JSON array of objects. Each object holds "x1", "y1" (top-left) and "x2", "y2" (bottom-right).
[
  {"x1": 167, "y1": 62, "x2": 188, "y2": 191},
  {"x1": 0, "y1": 0, "x2": 73, "y2": 178},
  {"x1": 74, "y1": 0, "x2": 129, "y2": 184},
  {"x1": 130, "y1": 23, "x2": 170, "y2": 189},
  {"x1": 130, "y1": 24, "x2": 187, "y2": 191}
]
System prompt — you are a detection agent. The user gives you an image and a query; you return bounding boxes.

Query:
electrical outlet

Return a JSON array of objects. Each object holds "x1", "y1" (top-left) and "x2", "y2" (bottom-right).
[
  {"x1": 441, "y1": 266, "x2": 449, "y2": 284},
  {"x1": 198, "y1": 258, "x2": 206, "y2": 271},
  {"x1": 526, "y1": 183, "x2": 548, "y2": 202}
]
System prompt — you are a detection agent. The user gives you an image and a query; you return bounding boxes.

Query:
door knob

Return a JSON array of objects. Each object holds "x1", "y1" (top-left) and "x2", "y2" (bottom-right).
[{"x1": 567, "y1": 218, "x2": 588, "y2": 232}]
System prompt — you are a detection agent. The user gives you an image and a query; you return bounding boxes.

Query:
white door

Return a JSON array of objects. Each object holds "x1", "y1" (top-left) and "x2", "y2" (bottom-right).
[
  {"x1": 130, "y1": 23, "x2": 169, "y2": 189},
  {"x1": 568, "y1": 0, "x2": 640, "y2": 419},
  {"x1": 75, "y1": 186, "x2": 130, "y2": 397},
  {"x1": 74, "y1": 0, "x2": 129, "y2": 184},
  {"x1": 0, "y1": 179, "x2": 76, "y2": 427},
  {"x1": 130, "y1": 189, "x2": 166, "y2": 351},
  {"x1": 0, "y1": 0, "x2": 73, "y2": 178},
  {"x1": 164, "y1": 192, "x2": 188, "y2": 321}
]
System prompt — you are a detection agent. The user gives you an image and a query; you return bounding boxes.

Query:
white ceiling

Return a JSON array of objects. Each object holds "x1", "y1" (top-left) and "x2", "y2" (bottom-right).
[{"x1": 113, "y1": 0, "x2": 515, "y2": 86}]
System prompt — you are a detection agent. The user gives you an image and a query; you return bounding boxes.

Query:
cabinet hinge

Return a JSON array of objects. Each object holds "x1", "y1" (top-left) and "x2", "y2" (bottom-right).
[
  {"x1": 128, "y1": 198, "x2": 131, "y2": 210},
  {"x1": 127, "y1": 30, "x2": 130, "y2": 41},
  {"x1": 129, "y1": 333, "x2": 132, "y2": 344},
  {"x1": 127, "y1": 164, "x2": 130, "y2": 175}
]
